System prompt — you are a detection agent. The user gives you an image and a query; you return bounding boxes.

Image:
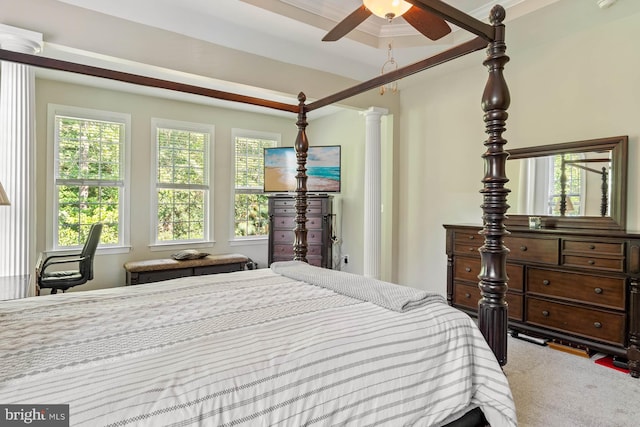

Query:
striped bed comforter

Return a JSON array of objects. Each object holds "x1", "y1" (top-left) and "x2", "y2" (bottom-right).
[{"x1": 0, "y1": 262, "x2": 516, "y2": 426}]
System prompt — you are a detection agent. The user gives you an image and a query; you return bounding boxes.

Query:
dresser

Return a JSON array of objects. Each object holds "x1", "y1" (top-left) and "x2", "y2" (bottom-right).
[
  {"x1": 268, "y1": 195, "x2": 333, "y2": 268},
  {"x1": 444, "y1": 224, "x2": 640, "y2": 377}
]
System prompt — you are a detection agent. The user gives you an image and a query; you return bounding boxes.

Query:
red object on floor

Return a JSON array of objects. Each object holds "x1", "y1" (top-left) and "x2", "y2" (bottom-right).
[{"x1": 594, "y1": 356, "x2": 629, "y2": 373}]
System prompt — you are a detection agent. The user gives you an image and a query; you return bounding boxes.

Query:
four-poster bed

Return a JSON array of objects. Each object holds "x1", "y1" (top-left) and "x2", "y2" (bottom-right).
[{"x1": 0, "y1": 1, "x2": 515, "y2": 425}]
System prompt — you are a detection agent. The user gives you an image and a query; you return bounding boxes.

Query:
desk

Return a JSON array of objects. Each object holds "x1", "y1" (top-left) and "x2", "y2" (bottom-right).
[{"x1": 0, "y1": 275, "x2": 31, "y2": 300}]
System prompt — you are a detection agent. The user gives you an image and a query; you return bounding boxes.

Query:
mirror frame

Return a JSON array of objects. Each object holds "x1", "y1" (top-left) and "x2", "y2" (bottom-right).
[{"x1": 505, "y1": 136, "x2": 628, "y2": 231}]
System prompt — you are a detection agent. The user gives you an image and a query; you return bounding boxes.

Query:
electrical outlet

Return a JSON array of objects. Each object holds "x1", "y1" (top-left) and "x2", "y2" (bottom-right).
[{"x1": 342, "y1": 254, "x2": 349, "y2": 264}]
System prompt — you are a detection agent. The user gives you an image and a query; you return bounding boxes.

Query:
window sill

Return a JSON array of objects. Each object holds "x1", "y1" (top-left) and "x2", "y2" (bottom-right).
[{"x1": 46, "y1": 245, "x2": 132, "y2": 257}]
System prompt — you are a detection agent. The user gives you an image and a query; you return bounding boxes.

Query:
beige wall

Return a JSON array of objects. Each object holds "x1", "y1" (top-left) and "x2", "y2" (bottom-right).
[
  {"x1": 32, "y1": 81, "x2": 405, "y2": 295},
  {"x1": 34, "y1": 79, "x2": 303, "y2": 290},
  {"x1": 396, "y1": 6, "x2": 640, "y2": 293},
  {"x1": 307, "y1": 109, "x2": 366, "y2": 274},
  {"x1": 33, "y1": 77, "x2": 389, "y2": 291}
]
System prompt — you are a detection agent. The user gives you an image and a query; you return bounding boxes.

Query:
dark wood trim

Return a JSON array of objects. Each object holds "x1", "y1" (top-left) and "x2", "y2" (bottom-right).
[
  {"x1": 478, "y1": 5, "x2": 510, "y2": 366},
  {"x1": 506, "y1": 135, "x2": 628, "y2": 231},
  {"x1": 507, "y1": 137, "x2": 627, "y2": 159},
  {"x1": 306, "y1": 37, "x2": 488, "y2": 112},
  {"x1": 629, "y1": 274, "x2": 640, "y2": 378},
  {"x1": 2, "y1": 37, "x2": 487, "y2": 117},
  {"x1": 294, "y1": 93, "x2": 309, "y2": 263},
  {"x1": 0, "y1": 48, "x2": 300, "y2": 113}
]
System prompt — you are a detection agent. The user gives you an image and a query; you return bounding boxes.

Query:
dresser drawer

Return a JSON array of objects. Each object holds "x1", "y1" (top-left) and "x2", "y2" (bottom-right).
[
  {"x1": 454, "y1": 257, "x2": 480, "y2": 282},
  {"x1": 454, "y1": 257, "x2": 523, "y2": 291},
  {"x1": 453, "y1": 282, "x2": 480, "y2": 310},
  {"x1": 307, "y1": 244, "x2": 322, "y2": 256},
  {"x1": 563, "y1": 240, "x2": 624, "y2": 256},
  {"x1": 453, "y1": 282, "x2": 523, "y2": 321},
  {"x1": 273, "y1": 243, "x2": 323, "y2": 257},
  {"x1": 561, "y1": 255, "x2": 624, "y2": 272},
  {"x1": 272, "y1": 244, "x2": 294, "y2": 257},
  {"x1": 272, "y1": 199, "x2": 321, "y2": 208},
  {"x1": 527, "y1": 268, "x2": 625, "y2": 309},
  {"x1": 307, "y1": 256, "x2": 323, "y2": 267},
  {"x1": 527, "y1": 297, "x2": 625, "y2": 345},
  {"x1": 453, "y1": 232, "x2": 482, "y2": 255},
  {"x1": 272, "y1": 230, "x2": 324, "y2": 244},
  {"x1": 273, "y1": 206, "x2": 323, "y2": 215},
  {"x1": 272, "y1": 215, "x2": 324, "y2": 230},
  {"x1": 504, "y1": 236, "x2": 559, "y2": 264}
]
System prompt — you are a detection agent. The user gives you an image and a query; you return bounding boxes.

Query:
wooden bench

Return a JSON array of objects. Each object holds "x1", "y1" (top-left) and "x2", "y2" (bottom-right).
[{"x1": 124, "y1": 253, "x2": 249, "y2": 285}]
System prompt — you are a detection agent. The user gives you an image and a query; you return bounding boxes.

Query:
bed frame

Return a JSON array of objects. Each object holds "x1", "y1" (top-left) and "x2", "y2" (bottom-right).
[{"x1": 0, "y1": 0, "x2": 511, "y2": 366}]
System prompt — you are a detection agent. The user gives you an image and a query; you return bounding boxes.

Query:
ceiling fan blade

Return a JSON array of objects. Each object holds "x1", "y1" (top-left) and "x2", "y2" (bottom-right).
[
  {"x1": 322, "y1": 5, "x2": 372, "y2": 42},
  {"x1": 402, "y1": 6, "x2": 451, "y2": 41}
]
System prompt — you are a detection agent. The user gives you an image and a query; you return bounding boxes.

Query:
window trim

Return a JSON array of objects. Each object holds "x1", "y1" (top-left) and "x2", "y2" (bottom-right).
[
  {"x1": 150, "y1": 118, "x2": 215, "y2": 248},
  {"x1": 230, "y1": 128, "x2": 280, "y2": 242},
  {"x1": 46, "y1": 104, "x2": 131, "y2": 254}
]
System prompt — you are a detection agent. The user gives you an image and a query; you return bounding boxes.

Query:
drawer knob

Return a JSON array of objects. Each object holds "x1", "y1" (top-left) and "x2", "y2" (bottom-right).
[
  {"x1": 465, "y1": 267, "x2": 472, "y2": 272},
  {"x1": 465, "y1": 293, "x2": 471, "y2": 299},
  {"x1": 520, "y1": 246, "x2": 528, "y2": 252},
  {"x1": 468, "y1": 247, "x2": 475, "y2": 251},
  {"x1": 542, "y1": 310, "x2": 550, "y2": 317},
  {"x1": 594, "y1": 322, "x2": 602, "y2": 329},
  {"x1": 594, "y1": 287, "x2": 603, "y2": 294},
  {"x1": 468, "y1": 235, "x2": 475, "y2": 240},
  {"x1": 542, "y1": 279, "x2": 550, "y2": 286},
  {"x1": 588, "y1": 260, "x2": 595, "y2": 265},
  {"x1": 589, "y1": 245, "x2": 596, "y2": 250}
]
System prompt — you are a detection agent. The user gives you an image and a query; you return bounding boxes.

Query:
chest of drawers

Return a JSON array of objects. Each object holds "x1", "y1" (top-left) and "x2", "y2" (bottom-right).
[
  {"x1": 444, "y1": 224, "x2": 640, "y2": 377},
  {"x1": 268, "y1": 195, "x2": 333, "y2": 268}
]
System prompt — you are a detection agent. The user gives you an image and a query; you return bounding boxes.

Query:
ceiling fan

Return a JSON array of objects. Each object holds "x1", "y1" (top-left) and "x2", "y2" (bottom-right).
[{"x1": 323, "y1": 0, "x2": 451, "y2": 42}]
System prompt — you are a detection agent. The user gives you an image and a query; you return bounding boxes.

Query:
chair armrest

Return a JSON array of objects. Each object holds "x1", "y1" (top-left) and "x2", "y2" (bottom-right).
[{"x1": 41, "y1": 254, "x2": 87, "y2": 272}]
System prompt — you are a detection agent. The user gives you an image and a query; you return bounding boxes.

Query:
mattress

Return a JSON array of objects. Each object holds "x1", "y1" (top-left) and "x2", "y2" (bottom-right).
[{"x1": 0, "y1": 262, "x2": 516, "y2": 426}]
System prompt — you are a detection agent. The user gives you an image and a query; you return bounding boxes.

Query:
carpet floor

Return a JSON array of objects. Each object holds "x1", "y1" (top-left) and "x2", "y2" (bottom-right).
[{"x1": 503, "y1": 335, "x2": 639, "y2": 426}]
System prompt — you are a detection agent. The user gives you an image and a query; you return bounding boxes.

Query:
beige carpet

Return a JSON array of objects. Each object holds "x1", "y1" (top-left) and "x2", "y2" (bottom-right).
[{"x1": 503, "y1": 335, "x2": 639, "y2": 426}]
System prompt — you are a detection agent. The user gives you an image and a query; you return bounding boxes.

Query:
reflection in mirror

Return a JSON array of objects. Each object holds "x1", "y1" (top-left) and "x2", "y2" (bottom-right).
[
  {"x1": 506, "y1": 136, "x2": 628, "y2": 231},
  {"x1": 508, "y1": 151, "x2": 612, "y2": 217}
]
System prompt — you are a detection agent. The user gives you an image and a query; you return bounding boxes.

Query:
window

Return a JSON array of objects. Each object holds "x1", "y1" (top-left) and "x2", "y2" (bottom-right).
[
  {"x1": 50, "y1": 105, "x2": 130, "y2": 249},
  {"x1": 152, "y1": 119, "x2": 213, "y2": 245},
  {"x1": 548, "y1": 153, "x2": 584, "y2": 216},
  {"x1": 233, "y1": 129, "x2": 279, "y2": 238}
]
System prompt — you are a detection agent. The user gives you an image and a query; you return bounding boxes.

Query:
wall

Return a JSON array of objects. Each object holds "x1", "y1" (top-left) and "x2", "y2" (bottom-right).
[
  {"x1": 307, "y1": 109, "x2": 366, "y2": 274},
  {"x1": 34, "y1": 79, "x2": 300, "y2": 291},
  {"x1": 33, "y1": 78, "x2": 386, "y2": 291},
  {"x1": 396, "y1": 4, "x2": 640, "y2": 294}
]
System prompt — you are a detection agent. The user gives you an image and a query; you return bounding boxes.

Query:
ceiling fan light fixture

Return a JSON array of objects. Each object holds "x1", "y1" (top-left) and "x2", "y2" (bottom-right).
[{"x1": 363, "y1": 0, "x2": 412, "y2": 20}]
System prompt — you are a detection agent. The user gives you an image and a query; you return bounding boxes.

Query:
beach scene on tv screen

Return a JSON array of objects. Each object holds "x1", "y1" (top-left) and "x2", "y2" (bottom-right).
[{"x1": 265, "y1": 146, "x2": 341, "y2": 192}]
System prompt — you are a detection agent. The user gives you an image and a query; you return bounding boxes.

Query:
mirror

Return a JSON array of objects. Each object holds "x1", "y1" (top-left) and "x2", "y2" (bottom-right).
[{"x1": 505, "y1": 136, "x2": 628, "y2": 231}]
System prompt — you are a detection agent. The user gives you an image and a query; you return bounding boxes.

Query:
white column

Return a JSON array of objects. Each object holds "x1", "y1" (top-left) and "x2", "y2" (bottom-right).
[
  {"x1": 0, "y1": 25, "x2": 43, "y2": 279},
  {"x1": 362, "y1": 107, "x2": 388, "y2": 279}
]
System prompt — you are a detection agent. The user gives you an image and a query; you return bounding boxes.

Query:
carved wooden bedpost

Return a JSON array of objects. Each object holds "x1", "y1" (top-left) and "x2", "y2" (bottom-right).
[
  {"x1": 294, "y1": 92, "x2": 309, "y2": 262},
  {"x1": 479, "y1": 5, "x2": 510, "y2": 366}
]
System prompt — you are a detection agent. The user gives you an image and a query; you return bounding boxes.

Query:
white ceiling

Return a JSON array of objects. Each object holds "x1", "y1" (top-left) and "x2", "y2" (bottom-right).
[{"x1": 55, "y1": 0, "x2": 563, "y2": 81}]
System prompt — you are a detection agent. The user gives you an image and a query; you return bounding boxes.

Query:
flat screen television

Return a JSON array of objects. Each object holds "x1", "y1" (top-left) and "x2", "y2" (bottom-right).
[{"x1": 264, "y1": 145, "x2": 341, "y2": 193}]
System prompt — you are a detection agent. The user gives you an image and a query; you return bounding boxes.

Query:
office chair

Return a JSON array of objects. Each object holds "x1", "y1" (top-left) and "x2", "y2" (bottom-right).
[{"x1": 36, "y1": 223, "x2": 103, "y2": 295}]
